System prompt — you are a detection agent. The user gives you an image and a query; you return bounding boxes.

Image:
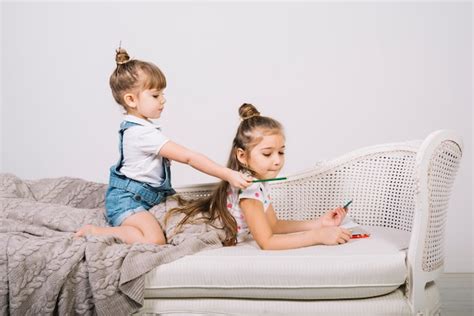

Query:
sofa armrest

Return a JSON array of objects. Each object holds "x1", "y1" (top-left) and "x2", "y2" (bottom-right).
[{"x1": 407, "y1": 130, "x2": 463, "y2": 314}]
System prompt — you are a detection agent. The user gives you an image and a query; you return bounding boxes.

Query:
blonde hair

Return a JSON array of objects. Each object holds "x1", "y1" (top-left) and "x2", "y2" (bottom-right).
[
  {"x1": 166, "y1": 103, "x2": 284, "y2": 246},
  {"x1": 109, "y1": 47, "x2": 167, "y2": 109}
]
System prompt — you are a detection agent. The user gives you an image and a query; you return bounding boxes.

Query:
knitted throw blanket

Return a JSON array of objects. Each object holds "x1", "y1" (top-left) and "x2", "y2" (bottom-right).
[{"x1": 0, "y1": 174, "x2": 224, "y2": 315}]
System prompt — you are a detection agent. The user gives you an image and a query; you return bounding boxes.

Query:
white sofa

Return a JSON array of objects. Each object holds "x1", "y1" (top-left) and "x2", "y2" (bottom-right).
[{"x1": 136, "y1": 130, "x2": 463, "y2": 316}]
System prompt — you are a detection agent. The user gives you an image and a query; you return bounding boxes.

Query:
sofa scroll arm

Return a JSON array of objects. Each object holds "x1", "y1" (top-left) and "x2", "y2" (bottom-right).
[{"x1": 406, "y1": 130, "x2": 463, "y2": 315}]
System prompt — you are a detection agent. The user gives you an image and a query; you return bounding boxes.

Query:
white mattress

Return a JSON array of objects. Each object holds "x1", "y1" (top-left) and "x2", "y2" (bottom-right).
[{"x1": 144, "y1": 226, "x2": 410, "y2": 300}]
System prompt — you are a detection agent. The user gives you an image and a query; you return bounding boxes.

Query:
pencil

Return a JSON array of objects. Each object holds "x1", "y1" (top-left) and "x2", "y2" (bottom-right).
[
  {"x1": 343, "y1": 200, "x2": 353, "y2": 209},
  {"x1": 252, "y1": 177, "x2": 287, "y2": 183}
]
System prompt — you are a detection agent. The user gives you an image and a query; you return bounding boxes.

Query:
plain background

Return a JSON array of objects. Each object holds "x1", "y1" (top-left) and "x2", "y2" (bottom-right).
[{"x1": 1, "y1": 1, "x2": 472, "y2": 272}]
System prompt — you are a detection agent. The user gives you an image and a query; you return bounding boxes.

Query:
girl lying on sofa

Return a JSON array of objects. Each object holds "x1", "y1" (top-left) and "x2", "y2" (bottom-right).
[{"x1": 166, "y1": 103, "x2": 352, "y2": 249}]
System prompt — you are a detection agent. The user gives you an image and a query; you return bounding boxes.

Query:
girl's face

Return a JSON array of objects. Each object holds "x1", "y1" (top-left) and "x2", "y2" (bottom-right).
[
  {"x1": 238, "y1": 132, "x2": 285, "y2": 180},
  {"x1": 127, "y1": 88, "x2": 166, "y2": 120}
]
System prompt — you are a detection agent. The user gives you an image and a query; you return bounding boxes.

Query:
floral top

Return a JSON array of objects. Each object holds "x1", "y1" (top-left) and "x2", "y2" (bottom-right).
[{"x1": 226, "y1": 182, "x2": 272, "y2": 243}]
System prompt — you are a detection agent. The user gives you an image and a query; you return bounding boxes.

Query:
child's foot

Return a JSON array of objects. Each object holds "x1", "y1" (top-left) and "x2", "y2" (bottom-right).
[{"x1": 74, "y1": 224, "x2": 98, "y2": 238}]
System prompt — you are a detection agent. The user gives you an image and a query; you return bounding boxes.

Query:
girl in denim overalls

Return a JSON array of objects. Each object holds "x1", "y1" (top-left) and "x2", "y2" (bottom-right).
[{"x1": 75, "y1": 47, "x2": 251, "y2": 244}]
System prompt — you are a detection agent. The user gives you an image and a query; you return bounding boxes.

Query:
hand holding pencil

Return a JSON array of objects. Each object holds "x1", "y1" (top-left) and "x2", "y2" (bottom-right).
[{"x1": 252, "y1": 177, "x2": 287, "y2": 183}]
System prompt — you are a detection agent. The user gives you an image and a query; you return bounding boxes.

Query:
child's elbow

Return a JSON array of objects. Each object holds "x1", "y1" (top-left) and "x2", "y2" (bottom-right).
[
  {"x1": 182, "y1": 151, "x2": 199, "y2": 166},
  {"x1": 260, "y1": 244, "x2": 272, "y2": 250},
  {"x1": 256, "y1": 238, "x2": 273, "y2": 250}
]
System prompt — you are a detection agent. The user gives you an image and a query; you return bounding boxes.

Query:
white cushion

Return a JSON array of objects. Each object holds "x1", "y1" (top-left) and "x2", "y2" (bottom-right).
[
  {"x1": 138, "y1": 283, "x2": 441, "y2": 316},
  {"x1": 144, "y1": 226, "x2": 410, "y2": 300}
]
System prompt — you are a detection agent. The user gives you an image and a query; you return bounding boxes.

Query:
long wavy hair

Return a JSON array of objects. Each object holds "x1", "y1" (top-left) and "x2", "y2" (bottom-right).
[{"x1": 165, "y1": 103, "x2": 284, "y2": 246}]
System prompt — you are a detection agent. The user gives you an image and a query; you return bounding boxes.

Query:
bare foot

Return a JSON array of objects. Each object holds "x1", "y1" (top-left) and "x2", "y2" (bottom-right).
[{"x1": 74, "y1": 224, "x2": 98, "y2": 238}]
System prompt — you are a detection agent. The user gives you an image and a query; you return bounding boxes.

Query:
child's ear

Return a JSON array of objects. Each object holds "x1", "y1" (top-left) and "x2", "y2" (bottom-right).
[
  {"x1": 123, "y1": 93, "x2": 137, "y2": 108},
  {"x1": 236, "y1": 148, "x2": 248, "y2": 166}
]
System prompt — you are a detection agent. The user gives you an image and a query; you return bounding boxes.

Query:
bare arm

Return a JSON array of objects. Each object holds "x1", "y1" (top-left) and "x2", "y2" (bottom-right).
[
  {"x1": 264, "y1": 205, "x2": 322, "y2": 234},
  {"x1": 265, "y1": 206, "x2": 347, "y2": 234},
  {"x1": 241, "y1": 199, "x2": 351, "y2": 250},
  {"x1": 159, "y1": 141, "x2": 251, "y2": 188}
]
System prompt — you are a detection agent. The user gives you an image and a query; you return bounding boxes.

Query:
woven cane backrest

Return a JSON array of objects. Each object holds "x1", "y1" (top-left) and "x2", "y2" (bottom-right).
[
  {"x1": 175, "y1": 145, "x2": 420, "y2": 232},
  {"x1": 270, "y1": 150, "x2": 417, "y2": 231},
  {"x1": 422, "y1": 140, "x2": 462, "y2": 272}
]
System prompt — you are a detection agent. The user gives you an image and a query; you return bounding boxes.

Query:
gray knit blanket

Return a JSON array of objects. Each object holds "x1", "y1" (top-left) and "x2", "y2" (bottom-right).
[{"x1": 0, "y1": 173, "x2": 224, "y2": 315}]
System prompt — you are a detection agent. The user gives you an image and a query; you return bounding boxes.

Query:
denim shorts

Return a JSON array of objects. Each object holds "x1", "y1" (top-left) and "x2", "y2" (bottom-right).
[{"x1": 105, "y1": 186, "x2": 153, "y2": 226}]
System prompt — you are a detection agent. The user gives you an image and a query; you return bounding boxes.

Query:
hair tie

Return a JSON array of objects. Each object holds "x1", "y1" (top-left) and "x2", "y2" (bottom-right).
[
  {"x1": 116, "y1": 59, "x2": 130, "y2": 65},
  {"x1": 240, "y1": 114, "x2": 259, "y2": 121}
]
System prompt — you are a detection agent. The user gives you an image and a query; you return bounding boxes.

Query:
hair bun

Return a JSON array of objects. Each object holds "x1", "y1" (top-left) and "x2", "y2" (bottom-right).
[
  {"x1": 239, "y1": 103, "x2": 260, "y2": 120},
  {"x1": 115, "y1": 48, "x2": 130, "y2": 65}
]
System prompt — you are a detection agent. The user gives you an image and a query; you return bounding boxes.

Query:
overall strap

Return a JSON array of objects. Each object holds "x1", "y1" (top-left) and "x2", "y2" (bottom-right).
[
  {"x1": 109, "y1": 120, "x2": 176, "y2": 205},
  {"x1": 115, "y1": 121, "x2": 140, "y2": 172}
]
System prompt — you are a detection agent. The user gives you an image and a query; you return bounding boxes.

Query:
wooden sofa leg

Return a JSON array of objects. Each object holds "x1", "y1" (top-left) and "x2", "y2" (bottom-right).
[{"x1": 409, "y1": 279, "x2": 441, "y2": 316}]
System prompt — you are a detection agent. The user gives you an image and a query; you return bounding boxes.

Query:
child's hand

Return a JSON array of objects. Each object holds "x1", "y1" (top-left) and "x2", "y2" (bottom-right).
[
  {"x1": 227, "y1": 169, "x2": 253, "y2": 189},
  {"x1": 320, "y1": 207, "x2": 347, "y2": 227},
  {"x1": 314, "y1": 226, "x2": 351, "y2": 245}
]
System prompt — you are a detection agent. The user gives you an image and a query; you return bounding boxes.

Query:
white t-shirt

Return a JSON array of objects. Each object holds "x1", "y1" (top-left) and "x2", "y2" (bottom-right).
[
  {"x1": 226, "y1": 182, "x2": 272, "y2": 243},
  {"x1": 120, "y1": 115, "x2": 170, "y2": 185}
]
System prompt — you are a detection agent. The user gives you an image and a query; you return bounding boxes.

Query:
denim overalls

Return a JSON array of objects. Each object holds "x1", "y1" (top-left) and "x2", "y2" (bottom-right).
[{"x1": 105, "y1": 121, "x2": 176, "y2": 226}]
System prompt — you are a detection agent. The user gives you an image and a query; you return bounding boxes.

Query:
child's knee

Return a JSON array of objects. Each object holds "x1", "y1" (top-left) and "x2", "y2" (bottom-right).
[{"x1": 144, "y1": 234, "x2": 166, "y2": 245}]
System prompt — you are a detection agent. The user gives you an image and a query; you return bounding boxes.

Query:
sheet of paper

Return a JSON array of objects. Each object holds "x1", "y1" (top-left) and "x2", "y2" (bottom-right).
[
  {"x1": 340, "y1": 216, "x2": 360, "y2": 229},
  {"x1": 340, "y1": 216, "x2": 370, "y2": 238}
]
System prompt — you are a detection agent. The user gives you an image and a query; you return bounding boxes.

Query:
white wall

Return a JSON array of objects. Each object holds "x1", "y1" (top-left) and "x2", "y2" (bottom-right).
[{"x1": 1, "y1": 2, "x2": 472, "y2": 272}]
